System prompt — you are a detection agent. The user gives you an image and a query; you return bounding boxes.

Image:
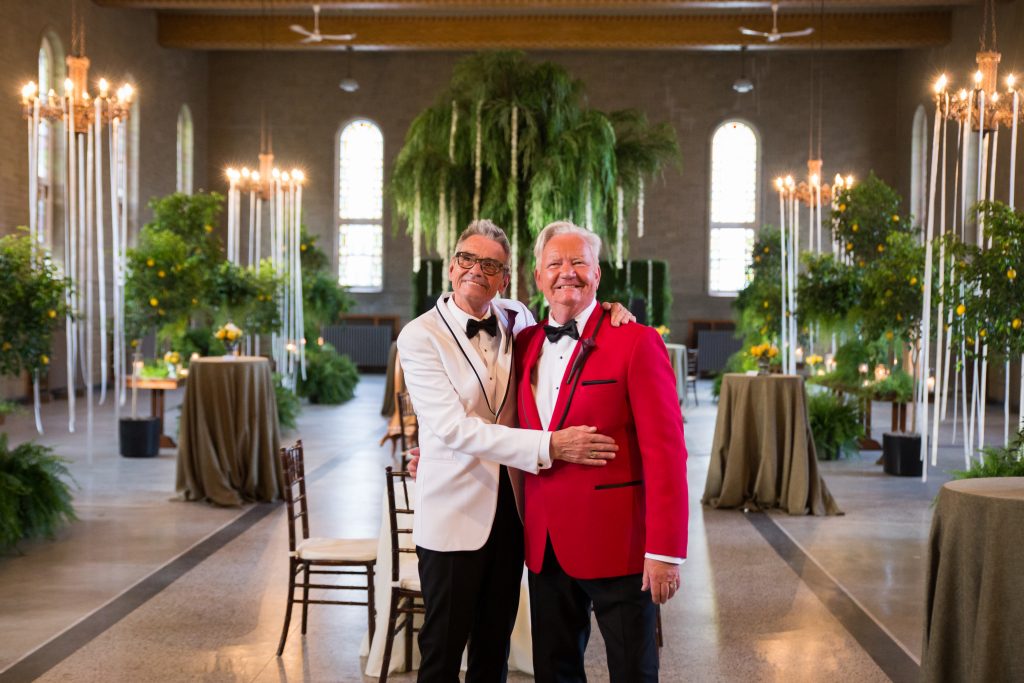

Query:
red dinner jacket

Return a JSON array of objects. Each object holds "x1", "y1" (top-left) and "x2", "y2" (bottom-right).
[{"x1": 515, "y1": 310, "x2": 688, "y2": 580}]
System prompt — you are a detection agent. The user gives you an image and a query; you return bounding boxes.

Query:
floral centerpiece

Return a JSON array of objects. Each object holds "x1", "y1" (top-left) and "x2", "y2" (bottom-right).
[
  {"x1": 215, "y1": 322, "x2": 243, "y2": 355},
  {"x1": 654, "y1": 325, "x2": 671, "y2": 342},
  {"x1": 163, "y1": 351, "x2": 181, "y2": 378},
  {"x1": 806, "y1": 353, "x2": 824, "y2": 376},
  {"x1": 749, "y1": 343, "x2": 779, "y2": 375}
]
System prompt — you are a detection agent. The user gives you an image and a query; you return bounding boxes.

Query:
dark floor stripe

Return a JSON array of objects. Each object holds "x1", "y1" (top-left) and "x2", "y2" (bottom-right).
[
  {"x1": 747, "y1": 511, "x2": 920, "y2": 683},
  {"x1": 0, "y1": 454, "x2": 347, "y2": 683}
]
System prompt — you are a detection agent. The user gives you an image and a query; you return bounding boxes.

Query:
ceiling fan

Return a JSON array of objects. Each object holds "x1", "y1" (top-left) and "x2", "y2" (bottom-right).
[
  {"x1": 289, "y1": 4, "x2": 356, "y2": 44},
  {"x1": 739, "y1": 3, "x2": 814, "y2": 43}
]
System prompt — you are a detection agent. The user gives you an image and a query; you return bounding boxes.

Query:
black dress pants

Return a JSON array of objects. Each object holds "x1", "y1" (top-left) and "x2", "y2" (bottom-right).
[
  {"x1": 529, "y1": 537, "x2": 658, "y2": 683},
  {"x1": 415, "y1": 466, "x2": 524, "y2": 683}
]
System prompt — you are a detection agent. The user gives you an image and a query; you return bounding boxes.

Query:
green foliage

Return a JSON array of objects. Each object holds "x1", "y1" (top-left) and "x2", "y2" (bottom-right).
[
  {"x1": 797, "y1": 253, "x2": 860, "y2": 334},
  {"x1": 951, "y1": 429, "x2": 1024, "y2": 479},
  {"x1": 0, "y1": 434, "x2": 76, "y2": 550},
  {"x1": 734, "y1": 227, "x2": 781, "y2": 342},
  {"x1": 0, "y1": 400, "x2": 21, "y2": 417},
  {"x1": 125, "y1": 191, "x2": 291, "y2": 359},
  {"x1": 298, "y1": 343, "x2": 360, "y2": 405},
  {"x1": 412, "y1": 259, "x2": 446, "y2": 318},
  {"x1": 390, "y1": 51, "x2": 679, "y2": 302},
  {"x1": 832, "y1": 173, "x2": 912, "y2": 266},
  {"x1": 807, "y1": 391, "x2": 864, "y2": 460},
  {"x1": 943, "y1": 202, "x2": 1024, "y2": 358},
  {"x1": 868, "y1": 367, "x2": 914, "y2": 402},
  {"x1": 272, "y1": 372, "x2": 302, "y2": 431},
  {"x1": 857, "y1": 231, "x2": 926, "y2": 343},
  {"x1": 596, "y1": 260, "x2": 672, "y2": 326},
  {"x1": 0, "y1": 231, "x2": 68, "y2": 376}
]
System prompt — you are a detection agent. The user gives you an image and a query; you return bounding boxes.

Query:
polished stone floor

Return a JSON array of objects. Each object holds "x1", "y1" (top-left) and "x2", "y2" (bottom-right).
[{"x1": 0, "y1": 373, "x2": 1010, "y2": 682}]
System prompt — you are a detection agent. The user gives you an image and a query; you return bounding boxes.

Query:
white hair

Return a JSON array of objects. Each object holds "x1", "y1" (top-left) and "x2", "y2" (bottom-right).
[{"x1": 533, "y1": 220, "x2": 602, "y2": 264}]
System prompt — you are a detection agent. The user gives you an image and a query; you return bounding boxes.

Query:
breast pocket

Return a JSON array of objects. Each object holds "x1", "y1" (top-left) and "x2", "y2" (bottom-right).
[{"x1": 581, "y1": 379, "x2": 617, "y2": 386}]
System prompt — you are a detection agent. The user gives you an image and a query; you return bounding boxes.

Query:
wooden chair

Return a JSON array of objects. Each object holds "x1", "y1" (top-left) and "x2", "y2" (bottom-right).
[
  {"x1": 396, "y1": 391, "x2": 418, "y2": 470},
  {"x1": 276, "y1": 440, "x2": 378, "y2": 656},
  {"x1": 685, "y1": 348, "x2": 699, "y2": 406},
  {"x1": 379, "y1": 466, "x2": 425, "y2": 682}
]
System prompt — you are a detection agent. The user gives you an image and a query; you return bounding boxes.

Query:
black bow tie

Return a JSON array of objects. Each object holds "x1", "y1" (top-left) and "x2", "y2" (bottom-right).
[
  {"x1": 544, "y1": 319, "x2": 580, "y2": 343},
  {"x1": 466, "y1": 316, "x2": 498, "y2": 339}
]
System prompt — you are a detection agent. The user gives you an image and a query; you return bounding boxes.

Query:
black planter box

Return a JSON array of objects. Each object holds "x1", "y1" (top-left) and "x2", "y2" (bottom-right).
[
  {"x1": 119, "y1": 417, "x2": 161, "y2": 458},
  {"x1": 882, "y1": 432, "x2": 923, "y2": 477}
]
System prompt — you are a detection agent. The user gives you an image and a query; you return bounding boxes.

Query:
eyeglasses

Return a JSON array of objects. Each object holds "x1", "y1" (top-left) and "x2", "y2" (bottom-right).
[{"x1": 453, "y1": 251, "x2": 507, "y2": 276}]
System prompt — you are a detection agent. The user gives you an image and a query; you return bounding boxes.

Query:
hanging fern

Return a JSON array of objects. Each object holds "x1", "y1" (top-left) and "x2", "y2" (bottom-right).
[{"x1": 390, "y1": 51, "x2": 680, "y2": 299}]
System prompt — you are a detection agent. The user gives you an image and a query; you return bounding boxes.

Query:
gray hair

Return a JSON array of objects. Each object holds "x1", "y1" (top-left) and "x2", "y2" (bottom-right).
[
  {"x1": 455, "y1": 219, "x2": 511, "y2": 263},
  {"x1": 533, "y1": 220, "x2": 602, "y2": 263}
]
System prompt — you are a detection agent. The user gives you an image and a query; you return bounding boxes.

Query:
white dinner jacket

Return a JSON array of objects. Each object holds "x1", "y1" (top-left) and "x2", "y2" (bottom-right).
[{"x1": 397, "y1": 293, "x2": 542, "y2": 552}]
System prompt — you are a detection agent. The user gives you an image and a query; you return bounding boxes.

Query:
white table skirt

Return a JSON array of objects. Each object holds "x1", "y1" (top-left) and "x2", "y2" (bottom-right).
[{"x1": 363, "y1": 480, "x2": 534, "y2": 677}]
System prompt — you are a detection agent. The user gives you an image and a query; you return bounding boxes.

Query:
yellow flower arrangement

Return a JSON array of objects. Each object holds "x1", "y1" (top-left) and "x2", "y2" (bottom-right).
[
  {"x1": 806, "y1": 354, "x2": 824, "y2": 367},
  {"x1": 215, "y1": 322, "x2": 243, "y2": 342},
  {"x1": 654, "y1": 325, "x2": 670, "y2": 340},
  {"x1": 164, "y1": 351, "x2": 181, "y2": 365},
  {"x1": 749, "y1": 343, "x2": 779, "y2": 359}
]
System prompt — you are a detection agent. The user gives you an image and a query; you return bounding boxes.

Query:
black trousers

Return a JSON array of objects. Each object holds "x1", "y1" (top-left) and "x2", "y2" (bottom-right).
[
  {"x1": 529, "y1": 537, "x2": 658, "y2": 683},
  {"x1": 415, "y1": 466, "x2": 524, "y2": 683}
]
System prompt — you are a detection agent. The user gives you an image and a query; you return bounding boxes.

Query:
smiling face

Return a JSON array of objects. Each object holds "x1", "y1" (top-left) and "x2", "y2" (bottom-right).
[
  {"x1": 535, "y1": 233, "x2": 601, "y2": 323},
  {"x1": 448, "y1": 234, "x2": 510, "y2": 317}
]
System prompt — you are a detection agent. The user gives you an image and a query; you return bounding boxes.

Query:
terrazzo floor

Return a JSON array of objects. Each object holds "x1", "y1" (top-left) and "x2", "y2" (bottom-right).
[{"x1": 0, "y1": 373, "x2": 1005, "y2": 682}]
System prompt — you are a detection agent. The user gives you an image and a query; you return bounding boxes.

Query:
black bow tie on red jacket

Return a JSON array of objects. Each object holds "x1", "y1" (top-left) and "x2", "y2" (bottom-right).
[
  {"x1": 466, "y1": 315, "x2": 498, "y2": 339},
  {"x1": 544, "y1": 319, "x2": 580, "y2": 343}
]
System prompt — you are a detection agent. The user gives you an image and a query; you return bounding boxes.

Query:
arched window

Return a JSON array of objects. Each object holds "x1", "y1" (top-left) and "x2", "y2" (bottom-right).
[
  {"x1": 910, "y1": 105, "x2": 928, "y2": 226},
  {"x1": 36, "y1": 32, "x2": 65, "y2": 251},
  {"x1": 708, "y1": 120, "x2": 759, "y2": 295},
  {"x1": 337, "y1": 119, "x2": 384, "y2": 291},
  {"x1": 176, "y1": 104, "x2": 194, "y2": 194}
]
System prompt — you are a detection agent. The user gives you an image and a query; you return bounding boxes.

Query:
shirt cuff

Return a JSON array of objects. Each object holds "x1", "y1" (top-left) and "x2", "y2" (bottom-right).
[
  {"x1": 537, "y1": 432, "x2": 553, "y2": 470},
  {"x1": 645, "y1": 553, "x2": 684, "y2": 565}
]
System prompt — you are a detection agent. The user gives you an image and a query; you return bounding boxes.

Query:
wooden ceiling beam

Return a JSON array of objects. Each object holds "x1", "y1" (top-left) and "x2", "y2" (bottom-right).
[
  {"x1": 156, "y1": 11, "x2": 951, "y2": 50},
  {"x1": 98, "y1": 0, "x2": 972, "y2": 10}
]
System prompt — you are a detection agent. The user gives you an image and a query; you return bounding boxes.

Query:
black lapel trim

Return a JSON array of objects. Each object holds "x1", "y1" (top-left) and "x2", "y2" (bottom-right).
[
  {"x1": 434, "y1": 298, "x2": 514, "y2": 422},
  {"x1": 553, "y1": 309, "x2": 606, "y2": 431}
]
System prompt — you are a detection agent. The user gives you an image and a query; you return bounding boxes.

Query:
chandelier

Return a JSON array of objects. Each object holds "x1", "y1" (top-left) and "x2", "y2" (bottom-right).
[
  {"x1": 933, "y1": 52, "x2": 1024, "y2": 131},
  {"x1": 20, "y1": 10, "x2": 136, "y2": 434},
  {"x1": 223, "y1": 144, "x2": 307, "y2": 390}
]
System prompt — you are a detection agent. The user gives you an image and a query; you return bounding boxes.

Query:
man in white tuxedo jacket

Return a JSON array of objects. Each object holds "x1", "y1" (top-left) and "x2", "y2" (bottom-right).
[{"x1": 397, "y1": 220, "x2": 619, "y2": 683}]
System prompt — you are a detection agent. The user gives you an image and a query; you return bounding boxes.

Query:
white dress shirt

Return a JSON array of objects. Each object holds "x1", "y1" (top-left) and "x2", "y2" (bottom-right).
[
  {"x1": 533, "y1": 299, "x2": 682, "y2": 566},
  {"x1": 446, "y1": 296, "x2": 552, "y2": 469}
]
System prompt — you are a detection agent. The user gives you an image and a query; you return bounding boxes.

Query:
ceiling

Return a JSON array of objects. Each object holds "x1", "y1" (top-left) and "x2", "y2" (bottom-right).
[{"x1": 93, "y1": 0, "x2": 971, "y2": 50}]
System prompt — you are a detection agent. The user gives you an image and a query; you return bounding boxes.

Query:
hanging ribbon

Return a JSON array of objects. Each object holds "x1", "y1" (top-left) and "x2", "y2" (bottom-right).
[
  {"x1": 473, "y1": 99, "x2": 483, "y2": 221},
  {"x1": 615, "y1": 184, "x2": 625, "y2": 269},
  {"x1": 413, "y1": 174, "x2": 422, "y2": 273},
  {"x1": 637, "y1": 177, "x2": 645, "y2": 238}
]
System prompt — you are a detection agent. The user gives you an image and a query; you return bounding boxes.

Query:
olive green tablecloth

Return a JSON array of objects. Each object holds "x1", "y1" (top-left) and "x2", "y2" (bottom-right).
[
  {"x1": 175, "y1": 356, "x2": 283, "y2": 506},
  {"x1": 922, "y1": 477, "x2": 1024, "y2": 682},
  {"x1": 701, "y1": 374, "x2": 842, "y2": 515}
]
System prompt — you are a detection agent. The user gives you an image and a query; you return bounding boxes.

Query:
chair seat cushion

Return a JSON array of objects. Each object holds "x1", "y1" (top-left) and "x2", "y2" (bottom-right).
[{"x1": 296, "y1": 537, "x2": 377, "y2": 562}]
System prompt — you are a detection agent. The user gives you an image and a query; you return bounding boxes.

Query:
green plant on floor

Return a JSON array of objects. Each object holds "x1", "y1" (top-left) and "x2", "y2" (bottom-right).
[
  {"x1": 951, "y1": 429, "x2": 1024, "y2": 479},
  {"x1": 298, "y1": 343, "x2": 360, "y2": 405},
  {"x1": 273, "y1": 372, "x2": 301, "y2": 431},
  {"x1": 807, "y1": 392, "x2": 864, "y2": 461},
  {"x1": 0, "y1": 434, "x2": 77, "y2": 551}
]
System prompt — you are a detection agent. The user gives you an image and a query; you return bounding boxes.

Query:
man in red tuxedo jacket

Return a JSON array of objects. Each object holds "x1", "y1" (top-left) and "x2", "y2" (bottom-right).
[{"x1": 515, "y1": 221, "x2": 688, "y2": 682}]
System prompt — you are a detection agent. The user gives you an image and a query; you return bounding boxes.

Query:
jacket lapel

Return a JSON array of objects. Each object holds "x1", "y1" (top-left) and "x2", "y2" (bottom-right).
[
  {"x1": 434, "y1": 293, "x2": 490, "y2": 386},
  {"x1": 518, "y1": 327, "x2": 546, "y2": 431}
]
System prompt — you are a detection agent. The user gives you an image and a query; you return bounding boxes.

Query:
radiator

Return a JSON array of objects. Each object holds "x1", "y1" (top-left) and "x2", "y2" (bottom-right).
[
  {"x1": 321, "y1": 324, "x2": 393, "y2": 370},
  {"x1": 696, "y1": 330, "x2": 743, "y2": 377}
]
